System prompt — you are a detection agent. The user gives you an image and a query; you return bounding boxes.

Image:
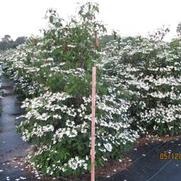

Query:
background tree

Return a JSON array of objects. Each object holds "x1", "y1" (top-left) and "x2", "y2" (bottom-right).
[{"x1": 0, "y1": 35, "x2": 26, "y2": 50}]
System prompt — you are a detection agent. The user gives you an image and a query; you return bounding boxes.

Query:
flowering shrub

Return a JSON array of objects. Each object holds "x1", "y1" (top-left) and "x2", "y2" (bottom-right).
[
  {"x1": 101, "y1": 29, "x2": 181, "y2": 136},
  {"x1": 17, "y1": 90, "x2": 137, "y2": 175},
  {"x1": 0, "y1": 2, "x2": 138, "y2": 176}
]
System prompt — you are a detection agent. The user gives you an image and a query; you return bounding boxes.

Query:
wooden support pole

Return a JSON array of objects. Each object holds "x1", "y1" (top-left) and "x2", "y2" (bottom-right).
[
  {"x1": 95, "y1": 31, "x2": 100, "y2": 49},
  {"x1": 91, "y1": 66, "x2": 96, "y2": 181}
]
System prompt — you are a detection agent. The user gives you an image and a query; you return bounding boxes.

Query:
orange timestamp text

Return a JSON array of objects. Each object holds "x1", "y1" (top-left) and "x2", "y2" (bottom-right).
[{"x1": 160, "y1": 152, "x2": 181, "y2": 160}]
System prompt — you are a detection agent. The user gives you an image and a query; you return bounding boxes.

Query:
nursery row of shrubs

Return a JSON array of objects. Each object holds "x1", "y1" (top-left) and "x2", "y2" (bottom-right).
[{"x1": 0, "y1": 2, "x2": 180, "y2": 177}]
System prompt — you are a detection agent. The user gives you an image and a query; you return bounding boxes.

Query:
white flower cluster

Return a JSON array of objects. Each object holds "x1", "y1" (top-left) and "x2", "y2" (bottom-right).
[{"x1": 67, "y1": 156, "x2": 88, "y2": 170}]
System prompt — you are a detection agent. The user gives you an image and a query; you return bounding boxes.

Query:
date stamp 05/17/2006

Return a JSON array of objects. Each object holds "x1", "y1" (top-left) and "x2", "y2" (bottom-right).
[{"x1": 160, "y1": 152, "x2": 181, "y2": 160}]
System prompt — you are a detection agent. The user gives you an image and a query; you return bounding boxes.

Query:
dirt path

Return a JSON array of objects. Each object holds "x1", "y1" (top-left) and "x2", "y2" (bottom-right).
[{"x1": 0, "y1": 77, "x2": 37, "y2": 181}]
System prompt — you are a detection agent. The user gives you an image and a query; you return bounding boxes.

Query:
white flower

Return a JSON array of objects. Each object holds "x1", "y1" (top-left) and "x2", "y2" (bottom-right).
[{"x1": 104, "y1": 143, "x2": 112, "y2": 152}]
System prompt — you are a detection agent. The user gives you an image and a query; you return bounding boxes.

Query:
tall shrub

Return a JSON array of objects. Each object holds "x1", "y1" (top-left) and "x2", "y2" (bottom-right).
[{"x1": 0, "y1": 2, "x2": 138, "y2": 176}]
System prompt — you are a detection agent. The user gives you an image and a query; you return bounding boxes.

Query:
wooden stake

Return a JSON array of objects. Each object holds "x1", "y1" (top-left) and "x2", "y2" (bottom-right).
[
  {"x1": 95, "y1": 31, "x2": 99, "y2": 49},
  {"x1": 91, "y1": 66, "x2": 96, "y2": 181}
]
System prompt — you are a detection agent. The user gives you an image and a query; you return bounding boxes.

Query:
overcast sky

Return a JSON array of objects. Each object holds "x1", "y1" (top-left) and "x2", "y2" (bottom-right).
[{"x1": 0, "y1": 0, "x2": 181, "y2": 40}]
